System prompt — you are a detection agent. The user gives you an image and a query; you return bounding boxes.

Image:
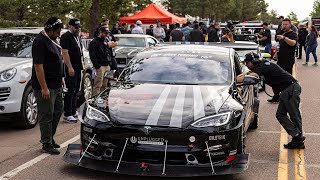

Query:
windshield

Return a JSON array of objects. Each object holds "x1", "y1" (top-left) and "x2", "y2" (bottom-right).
[
  {"x1": 0, "y1": 33, "x2": 35, "y2": 58},
  {"x1": 124, "y1": 54, "x2": 231, "y2": 85},
  {"x1": 117, "y1": 37, "x2": 146, "y2": 47}
]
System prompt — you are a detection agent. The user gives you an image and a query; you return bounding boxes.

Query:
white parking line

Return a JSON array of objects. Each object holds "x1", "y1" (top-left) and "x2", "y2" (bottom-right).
[
  {"x1": 0, "y1": 135, "x2": 80, "y2": 180},
  {"x1": 258, "y1": 130, "x2": 320, "y2": 136}
]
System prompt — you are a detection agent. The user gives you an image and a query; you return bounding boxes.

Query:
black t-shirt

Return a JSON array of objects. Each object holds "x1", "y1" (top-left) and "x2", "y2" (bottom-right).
[
  {"x1": 190, "y1": 29, "x2": 204, "y2": 42},
  {"x1": 170, "y1": 29, "x2": 184, "y2": 41},
  {"x1": 253, "y1": 61, "x2": 296, "y2": 91},
  {"x1": 261, "y1": 29, "x2": 271, "y2": 46},
  {"x1": 31, "y1": 32, "x2": 63, "y2": 90},
  {"x1": 60, "y1": 31, "x2": 83, "y2": 71},
  {"x1": 277, "y1": 31, "x2": 297, "y2": 69}
]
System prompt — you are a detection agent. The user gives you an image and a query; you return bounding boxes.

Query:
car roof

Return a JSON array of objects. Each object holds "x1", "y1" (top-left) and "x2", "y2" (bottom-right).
[
  {"x1": 139, "y1": 45, "x2": 231, "y2": 58},
  {"x1": 160, "y1": 42, "x2": 258, "y2": 50},
  {"x1": 114, "y1": 34, "x2": 155, "y2": 38}
]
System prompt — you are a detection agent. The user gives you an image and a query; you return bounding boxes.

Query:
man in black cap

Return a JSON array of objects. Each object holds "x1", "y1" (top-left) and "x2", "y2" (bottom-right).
[
  {"x1": 60, "y1": 18, "x2": 83, "y2": 123},
  {"x1": 32, "y1": 17, "x2": 64, "y2": 154},
  {"x1": 89, "y1": 27, "x2": 116, "y2": 96},
  {"x1": 237, "y1": 52, "x2": 305, "y2": 149},
  {"x1": 256, "y1": 22, "x2": 272, "y2": 54}
]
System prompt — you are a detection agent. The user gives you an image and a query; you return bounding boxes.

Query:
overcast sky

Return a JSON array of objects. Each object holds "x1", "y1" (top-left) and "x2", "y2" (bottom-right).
[{"x1": 265, "y1": 0, "x2": 314, "y2": 20}]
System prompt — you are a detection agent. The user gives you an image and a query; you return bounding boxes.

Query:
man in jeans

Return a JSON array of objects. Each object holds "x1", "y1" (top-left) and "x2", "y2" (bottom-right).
[
  {"x1": 60, "y1": 18, "x2": 83, "y2": 122},
  {"x1": 89, "y1": 27, "x2": 116, "y2": 96},
  {"x1": 31, "y1": 17, "x2": 64, "y2": 154}
]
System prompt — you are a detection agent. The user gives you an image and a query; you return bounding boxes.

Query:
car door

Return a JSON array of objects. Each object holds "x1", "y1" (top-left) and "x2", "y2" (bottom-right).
[{"x1": 234, "y1": 53, "x2": 255, "y2": 131}]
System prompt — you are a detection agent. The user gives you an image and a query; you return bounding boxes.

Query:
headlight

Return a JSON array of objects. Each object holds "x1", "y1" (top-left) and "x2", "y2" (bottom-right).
[
  {"x1": 191, "y1": 112, "x2": 231, "y2": 128},
  {"x1": 0, "y1": 68, "x2": 17, "y2": 82},
  {"x1": 86, "y1": 105, "x2": 110, "y2": 122}
]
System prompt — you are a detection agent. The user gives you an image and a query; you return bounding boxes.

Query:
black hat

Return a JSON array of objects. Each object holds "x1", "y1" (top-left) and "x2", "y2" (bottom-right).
[
  {"x1": 99, "y1": 27, "x2": 110, "y2": 33},
  {"x1": 69, "y1": 18, "x2": 81, "y2": 27},
  {"x1": 156, "y1": 19, "x2": 161, "y2": 23},
  {"x1": 277, "y1": 16, "x2": 284, "y2": 19},
  {"x1": 244, "y1": 52, "x2": 259, "y2": 61}
]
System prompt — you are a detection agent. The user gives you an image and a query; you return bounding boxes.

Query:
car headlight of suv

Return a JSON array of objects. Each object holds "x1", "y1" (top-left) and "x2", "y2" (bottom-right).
[
  {"x1": 86, "y1": 105, "x2": 110, "y2": 122},
  {"x1": 191, "y1": 112, "x2": 231, "y2": 128},
  {"x1": 0, "y1": 68, "x2": 17, "y2": 82}
]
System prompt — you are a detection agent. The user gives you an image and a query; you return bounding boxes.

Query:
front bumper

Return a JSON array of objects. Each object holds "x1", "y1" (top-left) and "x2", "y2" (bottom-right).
[
  {"x1": 0, "y1": 80, "x2": 27, "y2": 114},
  {"x1": 64, "y1": 144, "x2": 249, "y2": 177}
]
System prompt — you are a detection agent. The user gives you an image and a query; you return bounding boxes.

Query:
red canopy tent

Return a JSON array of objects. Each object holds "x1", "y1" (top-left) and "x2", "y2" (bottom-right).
[{"x1": 119, "y1": 3, "x2": 187, "y2": 24}]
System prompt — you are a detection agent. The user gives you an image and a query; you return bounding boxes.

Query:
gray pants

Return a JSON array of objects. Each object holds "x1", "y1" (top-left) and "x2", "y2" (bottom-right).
[
  {"x1": 34, "y1": 88, "x2": 63, "y2": 145},
  {"x1": 276, "y1": 83, "x2": 302, "y2": 137}
]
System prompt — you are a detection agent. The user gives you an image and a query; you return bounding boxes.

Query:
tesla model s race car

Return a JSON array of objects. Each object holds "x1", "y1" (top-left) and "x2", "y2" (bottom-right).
[{"x1": 64, "y1": 45, "x2": 259, "y2": 177}]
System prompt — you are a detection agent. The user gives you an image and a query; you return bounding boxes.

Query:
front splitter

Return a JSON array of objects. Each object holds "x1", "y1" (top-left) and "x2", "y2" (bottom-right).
[{"x1": 63, "y1": 144, "x2": 250, "y2": 177}]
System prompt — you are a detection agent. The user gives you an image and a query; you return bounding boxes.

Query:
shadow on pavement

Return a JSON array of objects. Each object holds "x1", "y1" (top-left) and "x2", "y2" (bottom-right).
[{"x1": 60, "y1": 164, "x2": 239, "y2": 180}]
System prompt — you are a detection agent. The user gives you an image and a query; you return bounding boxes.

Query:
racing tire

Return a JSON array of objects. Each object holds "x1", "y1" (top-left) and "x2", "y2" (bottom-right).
[
  {"x1": 249, "y1": 114, "x2": 258, "y2": 129},
  {"x1": 18, "y1": 85, "x2": 38, "y2": 129}
]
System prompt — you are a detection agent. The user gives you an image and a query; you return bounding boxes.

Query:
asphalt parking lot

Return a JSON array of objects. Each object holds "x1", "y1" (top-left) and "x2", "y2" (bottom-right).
[{"x1": 1, "y1": 50, "x2": 319, "y2": 180}]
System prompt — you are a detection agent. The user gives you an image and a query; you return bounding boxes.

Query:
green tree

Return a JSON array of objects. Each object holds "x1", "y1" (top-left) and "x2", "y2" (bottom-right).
[
  {"x1": 287, "y1": 11, "x2": 298, "y2": 21},
  {"x1": 310, "y1": 0, "x2": 320, "y2": 17}
]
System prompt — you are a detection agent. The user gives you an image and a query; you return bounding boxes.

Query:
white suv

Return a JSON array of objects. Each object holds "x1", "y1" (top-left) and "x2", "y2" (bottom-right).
[{"x1": 0, "y1": 28, "x2": 42, "y2": 128}]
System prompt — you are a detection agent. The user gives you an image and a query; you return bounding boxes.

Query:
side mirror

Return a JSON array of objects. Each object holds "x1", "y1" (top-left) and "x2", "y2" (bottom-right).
[{"x1": 238, "y1": 75, "x2": 259, "y2": 86}]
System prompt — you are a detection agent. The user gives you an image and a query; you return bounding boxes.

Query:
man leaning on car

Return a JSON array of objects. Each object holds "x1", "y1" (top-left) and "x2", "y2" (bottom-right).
[
  {"x1": 60, "y1": 18, "x2": 83, "y2": 123},
  {"x1": 31, "y1": 17, "x2": 64, "y2": 155},
  {"x1": 89, "y1": 27, "x2": 116, "y2": 96}
]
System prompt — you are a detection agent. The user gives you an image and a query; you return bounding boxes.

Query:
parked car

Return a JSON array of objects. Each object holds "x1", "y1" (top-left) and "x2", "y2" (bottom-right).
[
  {"x1": 0, "y1": 28, "x2": 40, "y2": 128},
  {"x1": 64, "y1": 45, "x2": 259, "y2": 176},
  {"x1": 113, "y1": 34, "x2": 159, "y2": 69}
]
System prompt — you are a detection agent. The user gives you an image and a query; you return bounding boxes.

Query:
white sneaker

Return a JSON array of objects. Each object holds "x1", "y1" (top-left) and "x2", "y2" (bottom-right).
[
  {"x1": 73, "y1": 111, "x2": 79, "y2": 119},
  {"x1": 64, "y1": 116, "x2": 77, "y2": 123}
]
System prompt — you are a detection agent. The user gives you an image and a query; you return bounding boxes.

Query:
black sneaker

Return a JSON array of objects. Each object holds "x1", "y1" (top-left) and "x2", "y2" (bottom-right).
[
  {"x1": 284, "y1": 142, "x2": 305, "y2": 149},
  {"x1": 267, "y1": 98, "x2": 279, "y2": 103},
  {"x1": 284, "y1": 134, "x2": 306, "y2": 149},
  {"x1": 52, "y1": 140, "x2": 60, "y2": 149},
  {"x1": 42, "y1": 144, "x2": 60, "y2": 155}
]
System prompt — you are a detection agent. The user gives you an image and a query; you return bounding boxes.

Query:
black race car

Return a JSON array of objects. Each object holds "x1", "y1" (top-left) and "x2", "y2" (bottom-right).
[{"x1": 64, "y1": 45, "x2": 259, "y2": 177}]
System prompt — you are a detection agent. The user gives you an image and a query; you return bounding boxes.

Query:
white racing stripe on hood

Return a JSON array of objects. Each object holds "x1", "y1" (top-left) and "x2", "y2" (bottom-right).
[
  {"x1": 169, "y1": 86, "x2": 186, "y2": 128},
  {"x1": 145, "y1": 86, "x2": 171, "y2": 126},
  {"x1": 193, "y1": 86, "x2": 205, "y2": 121}
]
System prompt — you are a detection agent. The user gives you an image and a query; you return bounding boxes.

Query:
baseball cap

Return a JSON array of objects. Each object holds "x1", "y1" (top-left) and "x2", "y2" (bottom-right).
[
  {"x1": 69, "y1": 18, "x2": 81, "y2": 27},
  {"x1": 244, "y1": 52, "x2": 259, "y2": 61},
  {"x1": 99, "y1": 27, "x2": 110, "y2": 33},
  {"x1": 156, "y1": 20, "x2": 161, "y2": 23},
  {"x1": 277, "y1": 16, "x2": 284, "y2": 19},
  {"x1": 136, "y1": 20, "x2": 142, "y2": 25}
]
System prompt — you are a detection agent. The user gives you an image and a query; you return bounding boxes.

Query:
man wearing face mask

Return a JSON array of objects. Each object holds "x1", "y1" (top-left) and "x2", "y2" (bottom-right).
[
  {"x1": 60, "y1": 18, "x2": 83, "y2": 122},
  {"x1": 32, "y1": 17, "x2": 64, "y2": 154},
  {"x1": 89, "y1": 27, "x2": 116, "y2": 96}
]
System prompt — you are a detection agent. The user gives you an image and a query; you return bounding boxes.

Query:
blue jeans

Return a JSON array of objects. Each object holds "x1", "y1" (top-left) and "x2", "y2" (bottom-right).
[
  {"x1": 264, "y1": 43, "x2": 272, "y2": 54},
  {"x1": 306, "y1": 44, "x2": 318, "y2": 62}
]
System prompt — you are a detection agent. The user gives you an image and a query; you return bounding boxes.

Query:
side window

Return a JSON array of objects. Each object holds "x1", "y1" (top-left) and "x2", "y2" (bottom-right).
[
  {"x1": 147, "y1": 37, "x2": 156, "y2": 47},
  {"x1": 234, "y1": 53, "x2": 242, "y2": 75}
]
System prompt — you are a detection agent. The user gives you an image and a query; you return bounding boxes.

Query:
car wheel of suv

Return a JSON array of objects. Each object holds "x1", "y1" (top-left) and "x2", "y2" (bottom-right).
[
  {"x1": 19, "y1": 85, "x2": 38, "y2": 129},
  {"x1": 83, "y1": 73, "x2": 93, "y2": 101}
]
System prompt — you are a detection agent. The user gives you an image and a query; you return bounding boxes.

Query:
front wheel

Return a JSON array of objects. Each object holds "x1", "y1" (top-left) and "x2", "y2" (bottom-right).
[{"x1": 18, "y1": 85, "x2": 38, "y2": 129}]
